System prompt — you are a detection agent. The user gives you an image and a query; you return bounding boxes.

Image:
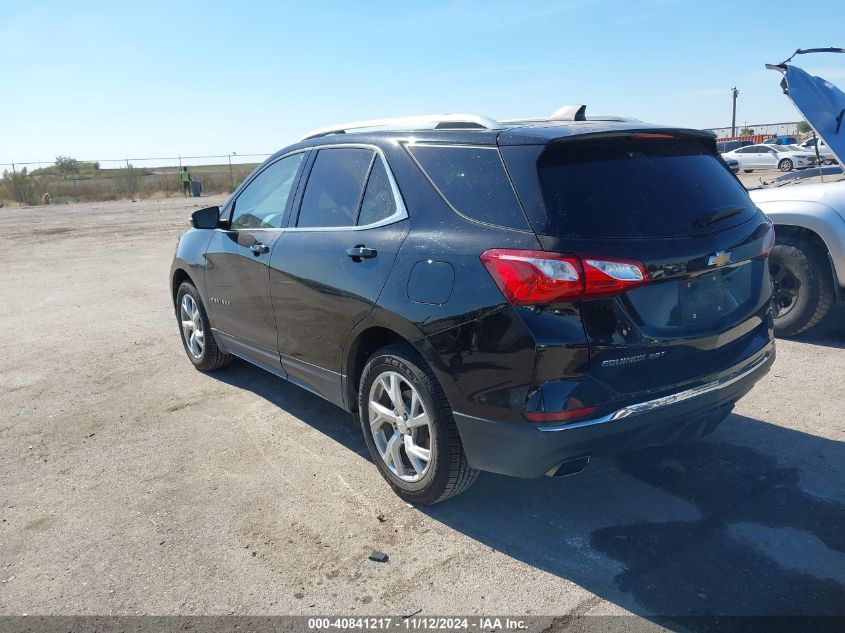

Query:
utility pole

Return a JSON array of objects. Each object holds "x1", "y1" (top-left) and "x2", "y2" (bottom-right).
[
  {"x1": 731, "y1": 87, "x2": 739, "y2": 137},
  {"x1": 12, "y1": 161, "x2": 21, "y2": 208},
  {"x1": 125, "y1": 157, "x2": 135, "y2": 201},
  {"x1": 228, "y1": 152, "x2": 235, "y2": 192}
]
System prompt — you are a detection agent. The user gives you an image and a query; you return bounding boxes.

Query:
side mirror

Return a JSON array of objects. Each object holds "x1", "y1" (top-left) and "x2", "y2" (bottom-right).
[{"x1": 190, "y1": 206, "x2": 222, "y2": 229}]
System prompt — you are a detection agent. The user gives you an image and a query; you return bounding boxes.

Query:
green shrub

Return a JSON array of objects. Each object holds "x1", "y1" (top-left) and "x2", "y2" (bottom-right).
[{"x1": 2, "y1": 167, "x2": 42, "y2": 205}]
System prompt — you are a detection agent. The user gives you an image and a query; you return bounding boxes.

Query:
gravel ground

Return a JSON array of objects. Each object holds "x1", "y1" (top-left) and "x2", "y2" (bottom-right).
[
  {"x1": 0, "y1": 196, "x2": 843, "y2": 624},
  {"x1": 736, "y1": 167, "x2": 801, "y2": 189}
]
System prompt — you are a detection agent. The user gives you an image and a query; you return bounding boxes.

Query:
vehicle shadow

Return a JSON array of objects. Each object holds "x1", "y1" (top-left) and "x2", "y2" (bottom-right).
[
  {"x1": 423, "y1": 416, "x2": 845, "y2": 624},
  {"x1": 787, "y1": 320, "x2": 845, "y2": 350},
  {"x1": 781, "y1": 303, "x2": 845, "y2": 349},
  {"x1": 211, "y1": 358, "x2": 371, "y2": 461},
  {"x1": 212, "y1": 360, "x2": 845, "y2": 624}
]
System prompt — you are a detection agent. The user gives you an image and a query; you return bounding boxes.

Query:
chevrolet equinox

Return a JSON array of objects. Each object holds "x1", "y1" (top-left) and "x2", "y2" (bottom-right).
[{"x1": 170, "y1": 107, "x2": 776, "y2": 504}]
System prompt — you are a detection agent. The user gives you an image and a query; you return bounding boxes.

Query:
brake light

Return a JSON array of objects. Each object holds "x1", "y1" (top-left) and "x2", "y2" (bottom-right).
[
  {"x1": 760, "y1": 221, "x2": 775, "y2": 258},
  {"x1": 480, "y1": 249, "x2": 649, "y2": 306},
  {"x1": 631, "y1": 133, "x2": 676, "y2": 141}
]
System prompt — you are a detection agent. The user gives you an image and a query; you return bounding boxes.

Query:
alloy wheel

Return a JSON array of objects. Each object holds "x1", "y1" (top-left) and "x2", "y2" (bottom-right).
[
  {"x1": 368, "y1": 371, "x2": 433, "y2": 482},
  {"x1": 180, "y1": 294, "x2": 205, "y2": 358},
  {"x1": 770, "y1": 261, "x2": 801, "y2": 318}
]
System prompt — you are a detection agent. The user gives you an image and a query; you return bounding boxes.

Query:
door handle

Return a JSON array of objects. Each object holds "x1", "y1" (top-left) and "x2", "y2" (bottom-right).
[
  {"x1": 346, "y1": 245, "x2": 377, "y2": 260},
  {"x1": 250, "y1": 242, "x2": 270, "y2": 255}
]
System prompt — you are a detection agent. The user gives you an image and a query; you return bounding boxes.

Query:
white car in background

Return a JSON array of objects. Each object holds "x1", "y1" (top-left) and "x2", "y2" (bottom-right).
[
  {"x1": 722, "y1": 143, "x2": 816, "y2": 172},
  {"x1": 799, "y1": 137, "x2": 838, "y2": 163}
]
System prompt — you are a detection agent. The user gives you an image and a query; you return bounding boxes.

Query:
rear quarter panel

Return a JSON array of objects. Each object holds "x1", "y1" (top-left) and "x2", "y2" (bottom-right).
[{"x1": 357, "y1": 139, "x2": 547, "y2": 422}]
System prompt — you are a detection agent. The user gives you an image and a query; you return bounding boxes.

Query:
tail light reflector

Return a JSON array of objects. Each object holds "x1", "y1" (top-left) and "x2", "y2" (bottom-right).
[
  {"x1": 480, "y1": 249, "x2": 649, "y2": 306},
  {"x1": 523, "y1": 406, "x2": 598, "y2": 423}
]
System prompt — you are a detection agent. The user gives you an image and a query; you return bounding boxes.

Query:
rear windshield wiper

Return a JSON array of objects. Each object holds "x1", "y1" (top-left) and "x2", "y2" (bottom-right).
[{"x1": 694, "y1": 206, "x2": 745, "y2": 228}]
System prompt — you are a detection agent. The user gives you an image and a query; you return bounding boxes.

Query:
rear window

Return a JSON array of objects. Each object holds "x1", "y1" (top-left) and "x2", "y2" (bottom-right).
[
  {"x1": 406, "y1": 144, "x2": 529, "y2": 230},
  {"x1": 537, "y1": 138, "x2": 755, "y2": 238}
]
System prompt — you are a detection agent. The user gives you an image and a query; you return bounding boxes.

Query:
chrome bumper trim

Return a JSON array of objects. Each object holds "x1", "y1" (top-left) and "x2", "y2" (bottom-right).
[{"x1": 538, "y1": 343, "x2": 775, "y2": 432}]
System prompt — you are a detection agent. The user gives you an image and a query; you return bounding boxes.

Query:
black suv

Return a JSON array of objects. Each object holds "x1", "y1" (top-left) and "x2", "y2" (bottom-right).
[{"x1": 171, "y1": 109, "x2": 776, "y2": 504}]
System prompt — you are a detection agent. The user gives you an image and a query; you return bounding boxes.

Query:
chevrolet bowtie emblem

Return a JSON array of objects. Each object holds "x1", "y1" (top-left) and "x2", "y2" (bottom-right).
[{"x1": 708, "y1": 251, "x2": 732, "y2": 267}]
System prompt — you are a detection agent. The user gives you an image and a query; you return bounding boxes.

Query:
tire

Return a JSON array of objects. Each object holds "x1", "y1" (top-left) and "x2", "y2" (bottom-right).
[
  {"x1": 743, "y1": 169, "x2": 753, "y2": 173},
  {"x1": 358, "y1": 343, "x2": 478, "y2": 505},
  {"x1": 176, "y1": 281, "x2": 232, "y2": 371},
  {"x1": 778, "y1": 159, "x2": 793, "y2": 172},
  {"x1": 769, "y1": 236, "x2": 835, "y2": 337}
]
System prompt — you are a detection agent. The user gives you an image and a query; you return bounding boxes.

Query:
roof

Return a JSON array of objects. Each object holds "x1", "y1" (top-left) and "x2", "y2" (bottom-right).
[
  {"x1": 284, "y1": 120, "x2": 714, "y2": 152},
  {"x1": 292, "y1": 106, "x2": 714, "y2": 149}
]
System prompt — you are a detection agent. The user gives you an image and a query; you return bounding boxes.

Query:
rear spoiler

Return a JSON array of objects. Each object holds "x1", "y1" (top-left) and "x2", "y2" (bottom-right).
[{"x1": 497, "y1": 126, "x2": 716, "y2": 147}]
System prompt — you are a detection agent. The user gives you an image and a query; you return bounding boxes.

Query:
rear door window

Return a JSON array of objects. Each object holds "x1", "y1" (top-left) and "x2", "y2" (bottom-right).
[
  {"x1": 406, "y1": 144, "x2": 529, "y2": 230},
  {"x1": 297, "y1": 148, "x2": 374, "y2": 228},
  {"x1": 536, "y1": 137, "x2": 755, "y2": 238},
  {"x1": 357, "y1": 159, "x2": 397, "y2": 226}
]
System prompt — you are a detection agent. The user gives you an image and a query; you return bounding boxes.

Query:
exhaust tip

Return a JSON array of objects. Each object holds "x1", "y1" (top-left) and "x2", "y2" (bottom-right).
[{"x1": 545, "y1": 456, "x2": 590, "y2": 478}]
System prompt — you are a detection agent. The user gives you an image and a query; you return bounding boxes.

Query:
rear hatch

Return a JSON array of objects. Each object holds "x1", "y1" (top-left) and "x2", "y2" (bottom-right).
[{"x1": 501, "y1": 131, "x2": 774, "y2": 400}]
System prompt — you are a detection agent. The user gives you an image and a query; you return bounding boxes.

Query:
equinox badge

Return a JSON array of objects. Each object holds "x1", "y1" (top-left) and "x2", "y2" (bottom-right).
[{"x1": 708, "y1": 251, "x2": 732, "y2": 267}]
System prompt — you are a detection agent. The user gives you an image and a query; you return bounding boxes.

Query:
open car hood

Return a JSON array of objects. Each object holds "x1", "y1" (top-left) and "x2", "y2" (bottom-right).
[{"x1": 770, "y1": 62, "x2": 845, "y2": 165}]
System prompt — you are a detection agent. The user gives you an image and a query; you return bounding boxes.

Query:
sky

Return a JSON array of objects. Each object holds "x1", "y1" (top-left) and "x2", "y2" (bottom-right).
[{"x1": 2, "y1": 0, "x2": 844, "y2": 167}]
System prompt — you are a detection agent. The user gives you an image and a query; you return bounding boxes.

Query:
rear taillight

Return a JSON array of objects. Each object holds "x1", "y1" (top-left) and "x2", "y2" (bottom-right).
[
  {"x1": 582, "y1": 258, "x2": 649, "y2": 296},
  {"x1": 480, "y1": 249, "x2": 649, "y2": 306},
  {"x1": 761, "y1": 221, "x2": 775, "y2": 258}
]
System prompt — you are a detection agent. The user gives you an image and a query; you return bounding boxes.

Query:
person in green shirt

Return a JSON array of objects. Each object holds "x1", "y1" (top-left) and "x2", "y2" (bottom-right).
[{"x1": 180, "y1": 167, "x2": 192, "y2": 197}]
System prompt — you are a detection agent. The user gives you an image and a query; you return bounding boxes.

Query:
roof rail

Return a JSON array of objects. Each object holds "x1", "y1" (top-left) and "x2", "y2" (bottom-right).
[
  {"x1": 299, "y1": 114, "x2": 503, "y2": 141},
  {"x1": 298, "y1": 105, "x2": 639, "y2": 141}
]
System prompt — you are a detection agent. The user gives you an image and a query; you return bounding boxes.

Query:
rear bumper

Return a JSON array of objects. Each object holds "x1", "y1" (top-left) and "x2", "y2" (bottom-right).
[{"x1": 453, "y1": 341, "x2": 775, "y2": 478}]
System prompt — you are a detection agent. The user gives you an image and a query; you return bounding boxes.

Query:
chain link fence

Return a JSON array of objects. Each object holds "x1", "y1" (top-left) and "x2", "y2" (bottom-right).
[
  {"x1": 705, "y1": 121, "x2": 801, "y2": 139},
  {"x1": 0, "y1": 123, "x2": 808, "y2": 207}
]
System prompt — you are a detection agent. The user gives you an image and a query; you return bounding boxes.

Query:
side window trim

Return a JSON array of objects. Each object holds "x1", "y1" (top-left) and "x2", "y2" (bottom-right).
[
  {"x1": 353, "y1": 152, "x2": 379, "y2": 226},
  {"x1": 286, "y1": 144, "x2": 408, "y2": 232},
  {"x1": 355, "y1": 152, "x2": 379, "y2": 226},
  {"x1": 282, "y1": 149, "x2": 316, "y2": 229},
  {"x1": 223, "y1": 149, "x2": 308, "y2": 231}
]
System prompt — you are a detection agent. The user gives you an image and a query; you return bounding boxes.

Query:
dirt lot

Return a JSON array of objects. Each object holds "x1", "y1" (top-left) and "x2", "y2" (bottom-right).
[
  {"x1": 736, "y1": 167, "x2": 799, "y2": 189},
  {"x1": 1, "y1": 196, "x2": 844, "y2": 622}
]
